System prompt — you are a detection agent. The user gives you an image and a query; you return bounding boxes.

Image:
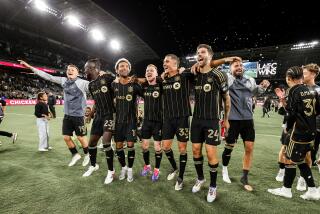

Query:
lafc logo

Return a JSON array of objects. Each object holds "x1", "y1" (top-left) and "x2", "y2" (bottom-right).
[
  {"x1": 152, "y1": 91, "x2": 159, "y2": 98},
  {"x1": 173, "y1": 82, "x2": 181, "y2": 90},
  {"x1": 126, "y1": 94, "x2": 133, "y2": 101},
  {"x1": 203, "y1": 84, "x2": 211, "y2": 92},
  {"x1": 101, "y1": 86, "x2": 108, "y2": 93}
]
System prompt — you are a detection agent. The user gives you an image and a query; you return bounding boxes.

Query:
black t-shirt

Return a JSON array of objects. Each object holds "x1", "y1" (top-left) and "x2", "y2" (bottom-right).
[
  {"x1": 142, "y1": 82, "x2": 162, "y2": 121},
  {"x1": 286, "y1": 84, "x2": 320, "y2": 142},
  {"x1": 89, "y1": 73, "x2": 115, "y2": 117},
  {"x1": 112, "y1": 81, "x2": 143, "y2": 123},
  {"x1": 193, "y1": 68, "x2": 228, "y2": 120},
  {"x1": 35, "y1": 102, "x2": 49, "y2": 118},
  {"x1": 162, "y1": 71, "x2": 193, "y2": 119}
]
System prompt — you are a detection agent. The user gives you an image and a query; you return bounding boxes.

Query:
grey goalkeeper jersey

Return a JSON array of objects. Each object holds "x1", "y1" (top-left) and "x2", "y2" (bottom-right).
[
  {"x1": 227, "y1": 73, "x2": 265, "y2": 120},
  {"x1": 31, "y1": 68, "x2": 89, "y2": 117}
]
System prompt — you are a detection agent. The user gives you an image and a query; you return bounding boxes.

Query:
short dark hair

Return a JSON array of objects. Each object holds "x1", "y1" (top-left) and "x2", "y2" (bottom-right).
[
  {"x1": 37, "y1": 91, "x2": 46, "y2": 101},
  {"x1": 230, "y1": 58, "x2": 243, "y2": 66},
  {"x1": 286, "y1": 66, "x2": 303, "y2": 80},
  {"x1": 196, "y1": 44, "x2": 214, "y2": 56},
  {"x1": 165, "y1": 54, "x2": 180, "y2": 67},
  {"x1": 67, "y1": 64, "x2": 79, "y2": 72},
  {"x1": 87, "y1": 58, "x2": 101, "y2": 71}
]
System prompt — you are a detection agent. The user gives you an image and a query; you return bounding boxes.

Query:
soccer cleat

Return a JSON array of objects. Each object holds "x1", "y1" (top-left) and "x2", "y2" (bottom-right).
[
  {"x1": 207, "y1": 186, "x2": 217, "y2": 202},
  {"x1": 175, "y1": 177, "x2": 183, "y2": 191},
  {"x1": 167, "y1": 169, "x2": 178, "y2": 181},
  {"x1": 104, "y1": 170, "x2": 115, "y2": 184},
  {"x1": 47, "y1": 147, "x2": 53, "y2": 150},
  {"x1": 119, "y1": 166, "x2": 128, "y2": 180},
  {"x1": 68, "y1": 153, "x2": 81, "y2": 167},
  {"x1": 222, "y1": 166, "x2": 231, "y2": 183},
  {"x1": 82, "y1": 164, "x2": 99, "y2": 177},
  {"x1": 240, "y1": 176, "x2": 253, "y2": 192},
  {"x1": 38, "y1": 148, "x2": 49, "y2": 152},
  {"x1": 151, "y1": 168, "x2": 160, "y2": 182},
  {"x1": 127, "y1": 168, "x2": 134, "y2": 182},
  {"x1": 300, "y1": 188, "x2": 320, "y2": 200},
  {"x1": 275, "y1": 169, "x2": 285, "y2": 182},
  {"x1": 140, "y1": 165, "x2": 152, "y2": 176},
  {"x1": 296, "y1": 176, "x2": 307, "y2": 191},
  {"x1": 12, "y1": 133, "x2": 18, "y2": 144},
  {"x1": 82, "y1": 154, "x2": 90, "y2": 166},
  {"x1": 192, "y1": 179, "x2": 206, "y2": 193},
  {"x1": 267, "y1": 187, "x2": 292, "y2": 198}
]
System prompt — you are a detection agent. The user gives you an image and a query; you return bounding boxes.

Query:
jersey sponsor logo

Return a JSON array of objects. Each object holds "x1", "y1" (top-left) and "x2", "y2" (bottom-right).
[
  {"x1": 152, "y1": 91, "x2": 160, "y2": 98},
  {"x1": 101, "y1": 86, "x2": 108, "y2": 93},
  {"x1": 173, "y1": 82, "x2": 181, "y2": 90},
  {"x1": 128, "y1": 86, "x2": 133, "y2": 92},
  {"x1": 126, "y1": 94, "x2": 133, "y2": 101},
  {"x1": 203, "y1": 84, "x2": 212, "y2": 92}
]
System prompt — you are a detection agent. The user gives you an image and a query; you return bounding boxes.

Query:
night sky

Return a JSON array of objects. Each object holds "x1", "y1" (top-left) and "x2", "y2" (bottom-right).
[{"x1": 93, "y1": 0, "x2": 319, "y2": 57}]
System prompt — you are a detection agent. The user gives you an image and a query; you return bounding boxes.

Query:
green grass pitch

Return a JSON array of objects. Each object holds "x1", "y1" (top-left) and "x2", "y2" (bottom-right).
[{"x1": 0, "y1": 106, "x2": 319, "y2": 213}]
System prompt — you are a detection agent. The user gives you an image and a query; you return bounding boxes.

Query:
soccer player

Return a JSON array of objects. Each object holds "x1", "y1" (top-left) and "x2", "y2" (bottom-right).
[
  {"x1": 190, "y1": 44, "x2": 230, "y2": 202},
  {"x1": 112, "y1": 58, "x2": 143, "y2": 182},
  {"x1": 19, "y1": 60, "x2": 90, "y2": 167},
  {"x1": 268, "y1": 66, "x2": 320, "y2": 200},
  {"x1": 82, "y1": 59, "x2": 117, "y2": 185},
  {"x1": 0, "y1": 97, "x2": 18, "y2": 145},
  {"x1": 139, "y1": 64, "x2": 163, "y2": 182}
]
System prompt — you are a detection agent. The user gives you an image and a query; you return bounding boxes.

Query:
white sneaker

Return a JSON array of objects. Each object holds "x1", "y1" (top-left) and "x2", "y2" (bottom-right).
[
  {"x1": 104, "y1": 170, "x2": 115, "y2": 184},
  {"x1": 127, "y1": 168, "x2": 134, "y2": 182},
  {"x1": 192, "y1": 179, "x2": 206, "y2": 193},
  {"x1": 82, "y1": 164, "x2": 99, "y2": 177},
  {"x1": 207, "y1": 186, "x2": 217, "y2": 202},
  {"x1": 167, "y1": 169, "x2": 178, "y2": 181},
  {"x1": 267, "y1": 187, "x2": 292, "y2": 198},
  {"x1": 82, "y1": 154, "x2": 90, "y2": 166},
  {"x1": 12, "y1": 133, "x2": 18, "y2": 144},
  {"x1": 296, "y1": 176, "x2": 307, "y2": 191},
  {"x1": 175, "y1": 177, "x2": 183, "y2": 191},
  {"x1": 300, "y1": 187, "x2": 320, "y2": 200},
  {"x1": 68, "y1": 153, "x2": 81, "y2": 167},
  {"x1": 38, "y1": 148, "x2": 49, "y2": 152},
  {"x1": 222, "y1": 166, "x2": 231, "y2": 183},
  {"x1": 275, "y1": 169, "x2": 285, "y2": 182},
  {"x1": 119, "y1": 166, "x2": 128, "y2": 180},
  {"x1": 47, "y1": 147, "x2": 53, "y2": 150}
]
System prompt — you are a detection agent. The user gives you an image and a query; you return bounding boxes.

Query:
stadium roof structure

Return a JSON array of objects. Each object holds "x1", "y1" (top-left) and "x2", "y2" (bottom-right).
[{"x1": 0, "y1": 0, "x2": 159, "y2": 65}]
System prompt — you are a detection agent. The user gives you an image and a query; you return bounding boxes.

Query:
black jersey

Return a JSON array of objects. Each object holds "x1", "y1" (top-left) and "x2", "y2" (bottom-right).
[
  {"x1": 112, "y1": 81, "x2": 143, "y2": 123},
  {"x1": 88, "y1": 72, "x2": 115, "y2": 117},
  {"x1": 162, "y1": 71, "x2": 193, "y2": 119},
  {"x1": 306, "y1": 84, "x2": 320, "y2": 131},
  {"x1": 193, "y1": 68, "x2": 228, "y2": 120},
  {"x1": 142, "y1": 82, "x2": 162, "y2": 121},
  {"x1": 34, "y1": 102, "x2": 49, "y2": 118},
  {"x1": 286, "y1": 84, "x2": 320, "y2": 142}
]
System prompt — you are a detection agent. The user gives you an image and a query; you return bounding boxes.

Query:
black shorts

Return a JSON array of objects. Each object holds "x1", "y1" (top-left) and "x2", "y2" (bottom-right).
[
  {"x1": 191, "y1": 118, "x2": 220, "y2": 146},
  {"x1": 90, "y1": 114, "x2": 114, "y2": 136},
  {"x1": 284, "y1": 139, "x2": 312, "y2": 163},
  {"x1": 62, "y1": 115, "x2": 87, "y2": 136},
  {"x1": 114, "y1": 122, "x2": 137, "y2": 142},
  {"x1": 141, "y1": 119, "x2": 162, "y2": 141},
  {"x1": 225, "y1": 120, "x2": 255, "y2": 144},
  {"x1": 162, "y1": 117, "x2": 189, "y2": 142}
]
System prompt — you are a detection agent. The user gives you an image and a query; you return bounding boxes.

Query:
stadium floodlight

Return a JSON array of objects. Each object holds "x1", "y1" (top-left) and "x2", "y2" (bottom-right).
[
  {"x1": 90, "y1": 29, "x2": 105, "y2": 41},
  {"x1": 291, "y1": 40, "x2": 319, "y2": 50},
  {"x1": 110, "y1": 39, "x2": 121, "y2": 51},
  {"x1": 34, "y1": 0, "x2": 47, "y2": 11},
  {"x1": 65, "y1": 15, "x2": 81, "y2": 27},
  {"x1": 185, "y1": 55, "x2": 197, "y2": 62}
]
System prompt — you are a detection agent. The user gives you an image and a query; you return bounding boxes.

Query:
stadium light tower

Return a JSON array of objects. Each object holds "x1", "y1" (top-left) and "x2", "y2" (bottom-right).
[
  {"x1": 65, "y1": 15, "x2": 81, "y2": 27},
  {"x1": 34, "y1": 0, "x2": 48, "y2": 11},
  {"x1": 90, "y1": 29, "x2": 105, "y2": 41},
  {"x1": 110, "y1": 39, "x2": 121, "y2": 51}
]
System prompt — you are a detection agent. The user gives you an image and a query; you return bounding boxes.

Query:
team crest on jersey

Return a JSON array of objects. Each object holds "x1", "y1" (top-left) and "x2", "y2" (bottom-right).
[
  {"x1": 203, "y1": 84, "x2": 211, "y2": 92},
  {"x1": 152, "y1": 91, "x2": 160, "y2": 98},
  {"x1": 207, "y1": 77, "x2": 213, "y2": 83},
  {"x1": 128, "y1": 86, "x2": 133, "y2": 92},
  {"x1": 126, "y1": 94, "x2": 133, "y2": 101},
  {"x1": 173, "y1": 82, "x2": 181, "y2": 90},
  {"x1": 174, "y1": 76, "x2": 180, "y2": 82},
  {"x1": 100, "y1": 79, "x2": 106, "y2": 85},
  {"x1": 101, "y1": 86, "x2": 108, "y2": 93}
]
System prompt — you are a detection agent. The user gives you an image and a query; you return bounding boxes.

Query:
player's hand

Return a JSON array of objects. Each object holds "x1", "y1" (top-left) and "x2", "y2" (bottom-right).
[
  {"x1": 99, "y1": 71, "x2": 106, "y2": 76},
  {"x1": 160, "y1": 71, "x2": 167, "y2": 80},
  {"x1": 223, "y1": 119, "x2": 230, "y2": 130},
  {"x1": 274, "y1": 87, "x2": 285, "y2": 99},
  {"x1": 18, "y1": 60, "x2": 32, "y2": 69},
  {"x1": 178, "y1": 67, "x2": 186, "y2": 74},
  {"x1": 223, "y1": 56, "x2": 242, "y2": 63},
  {"x1": 191, "y1": 62, "x2": 200, "y2": 74},
  {"x1": 113, "y1": 76, "x2": 120, "y2": 83},
  {"x1": 260, "y1": 80, "x2": 270, "y2": 89}
]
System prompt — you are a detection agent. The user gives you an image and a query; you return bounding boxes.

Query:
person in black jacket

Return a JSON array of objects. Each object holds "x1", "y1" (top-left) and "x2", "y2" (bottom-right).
[
  {"x1": 47, "y1": 92, "x2": 56, "y2": 118},
  {"x1": 0, "y1": 97, "x2": 18, "y2": 145}
]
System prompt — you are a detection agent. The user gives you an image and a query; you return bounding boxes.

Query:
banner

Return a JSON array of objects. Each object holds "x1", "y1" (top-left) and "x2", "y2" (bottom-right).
[
  {"x1": 257, "y1": 62, "x2": 278, "y2": 78},
  {"x1": 0, "y1": 61, "x2": 57, "y2": 73},
  {"x1": 221, "y1": 61, "x2": 258, "y2": 78},
  {"x1": 5, "y1": 99, "x2": 95, "y2": 106}
]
